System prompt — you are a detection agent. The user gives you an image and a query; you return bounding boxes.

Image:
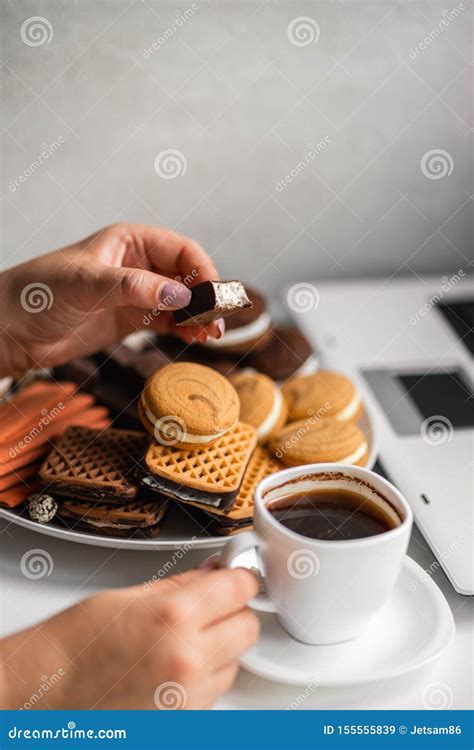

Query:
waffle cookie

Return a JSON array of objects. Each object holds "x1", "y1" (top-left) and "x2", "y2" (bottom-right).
[
  {"x1": 268, "y1": 418, "x2": 368, "y2": 468},
  {"x1": 229, "y1": 371, "x2": 287, "y2": 442},
  {"x1": 193, "y1": 447, "x2": 282, "y2": 534},
  {"x1": 140, "y1": 362, "x2": 240, "y2": 449},
  {"x1": 142, "y1": 421, "x2": 257, "y2": 512},
  {"x1": 282, "y1": 371, "x2": 363, "y2": 423},
  {"x1": 39, "y1": 425, "x2": 149, "y2": 501},
  {"x1": 0, "y1": 380, "x2": 110, "y2": 508},
  {"x1": 57, "y1": 496, "x2": 168, "y2": 538}
]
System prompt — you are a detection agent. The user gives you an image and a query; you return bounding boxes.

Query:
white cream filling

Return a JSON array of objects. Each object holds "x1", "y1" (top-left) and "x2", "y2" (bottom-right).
[
  {"x1": 204, "y1": 312, "x2": 271, "y2": 349},
  {"x1": 257, "y1": 387, "x2": 283, "y2": 440},
  {"x1": 293, "y1": 353, "x2": 319, "y2": 378},
  {"x1": 141, "y1": 397, "x2": 228, "y2": 444},
  {"x1": 335, "y1": 390, "x2": 361, "y2": 421},
  {"x1": 338, "y1": 440, "x2": 368, "y2": 465},
  {"x1": 85, "y1": 519, "x2": 138, "y2": 530}
]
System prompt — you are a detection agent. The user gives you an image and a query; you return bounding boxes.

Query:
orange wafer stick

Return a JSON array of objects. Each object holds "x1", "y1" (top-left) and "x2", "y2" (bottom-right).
[
  {"x1": 0, "y1": 395, "x2": 99, "y2": 464},
  {"x1": 0, "y1": 381, "x2": 78, "y2": 440},
  {"x1": 0, "y1": 446, "x2": 46, "y2": 477},
  {"x1": 0, "y1": 481, "x2": 41, "y2": 509},
  {"x1": 2, "y1": 392, "x2": 95, "y2": 449},
  {"x1": 0, "y1": 461, "x2": 41, "y2": 491}
]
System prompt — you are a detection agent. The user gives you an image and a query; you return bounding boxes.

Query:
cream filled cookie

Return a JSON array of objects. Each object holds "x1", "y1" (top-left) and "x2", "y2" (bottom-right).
[
  {"x1": 244, "y1": 326, "x2": 318, "y2": 381},
  {"x1": 268, "y1": 418, "x2": 368, "y2": 468},
  {"x1": 282, "y1": 371, "x2": 363, "y2": 423},
  {"x1": 140, "y1": 362, "x2": 240, "y2": 449},
  {"x1": 229, "y1": 371, "x2": 287, "y2": 442}
]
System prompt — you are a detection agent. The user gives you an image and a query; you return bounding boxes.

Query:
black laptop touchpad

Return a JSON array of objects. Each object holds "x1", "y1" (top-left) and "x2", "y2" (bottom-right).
[
  {"x1": 398, "y1": 372, "x2": 474, "y2": 429},
  {"x1": 437, "y1": 299, "x2": 474, "y2": 355}
]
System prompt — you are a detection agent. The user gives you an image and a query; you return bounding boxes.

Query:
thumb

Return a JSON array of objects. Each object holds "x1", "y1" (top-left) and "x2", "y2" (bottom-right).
[{"x1": 77, "y1": 267, "x2": 192, "y2": 311}]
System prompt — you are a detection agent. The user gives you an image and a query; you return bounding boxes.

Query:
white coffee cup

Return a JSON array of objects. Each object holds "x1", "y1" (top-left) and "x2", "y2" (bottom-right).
[{"x1": 220, "y1": 464, "x2": 413, "y2": 645}]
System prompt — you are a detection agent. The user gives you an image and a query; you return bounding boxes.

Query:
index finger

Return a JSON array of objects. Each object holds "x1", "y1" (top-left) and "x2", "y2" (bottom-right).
[{"x1": 131, "y1": 225, "x2": 219, "y2": 284}]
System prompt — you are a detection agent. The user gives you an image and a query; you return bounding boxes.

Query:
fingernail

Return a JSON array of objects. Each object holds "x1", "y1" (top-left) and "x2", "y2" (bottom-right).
[
  {"x1": 216, "y1": 318, "x2": 225, "y2": 339},
  {"x1": 159, "y1": 282, "x2": 191, "y2": 309}
]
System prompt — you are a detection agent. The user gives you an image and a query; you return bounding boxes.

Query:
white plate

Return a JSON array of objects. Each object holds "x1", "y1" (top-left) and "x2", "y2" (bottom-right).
[
  {"x1": 0, "y1": 503, "x2": 225, "y2": 551},
  {"x1": 238, "y1": 554, "x2": 454, "y2": 686},
  {"x1": 0, "y1": 403, "x2": 377, "y2": 552}
]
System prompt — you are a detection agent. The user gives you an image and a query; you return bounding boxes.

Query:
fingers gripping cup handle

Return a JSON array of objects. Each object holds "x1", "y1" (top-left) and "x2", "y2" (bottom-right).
[{"x1": 219, "y1": 531, "x2": 276, "y2": 613}]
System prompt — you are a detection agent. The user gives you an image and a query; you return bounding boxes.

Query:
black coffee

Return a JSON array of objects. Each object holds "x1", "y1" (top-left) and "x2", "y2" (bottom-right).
[{"x1": 268, "y1": 488, "x2": 400, "y2": 541}]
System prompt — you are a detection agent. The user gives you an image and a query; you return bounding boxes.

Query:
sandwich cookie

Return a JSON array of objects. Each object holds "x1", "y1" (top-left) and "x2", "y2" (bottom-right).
[
  {"x1": 39, "y1": 425, "x2": 149, "y2": 501},
  {"x1": 142, "y1": 421, "x2": 257, "y2": 512},
  {"x1": 201, "y1": 287, "x2": 271, "y2": 355},
  {"x1": 245, "y1": 326, "x2": 318, "y2": 382},
  {"x1": 194, "y1": 446, "x2": 282, "y2": 535},
  {"x1": 139, "y1": 362, "x2": 240, "y2": 449},
  {"x1": 229, "y1": 371, "x2": 287, "y2": 442},
  {"x1": 57, "y1": 497, "x2": 168, "y2": 539},
  {"x1": 282, "y1": 371, "x2": 363, "y2": 423},
  {"x1": 173, "y1": 280, "x2": 251, "y2": 327},
  {"x1": 268, "y1": 418, "x2": 368, "y2": 468}
]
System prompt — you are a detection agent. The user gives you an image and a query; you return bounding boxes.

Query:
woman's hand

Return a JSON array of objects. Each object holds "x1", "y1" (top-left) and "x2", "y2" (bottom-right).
[
  {"x1": 1, "y1": 567, "x2": 259, "y2": 710},
  {"x1": 0, "y1": 223, "x2": 224, "y2": 376}
]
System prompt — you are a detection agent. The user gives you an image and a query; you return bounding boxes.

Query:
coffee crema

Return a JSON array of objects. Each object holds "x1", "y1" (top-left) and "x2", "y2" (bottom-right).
[{"x1": 267, "y1": 488, "x2": 401, "y2": 541}]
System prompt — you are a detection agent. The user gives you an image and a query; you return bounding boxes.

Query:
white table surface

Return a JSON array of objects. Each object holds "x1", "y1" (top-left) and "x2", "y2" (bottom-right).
[{"x1": 0, "y1": 514, "x2": 472, "y2": 711}]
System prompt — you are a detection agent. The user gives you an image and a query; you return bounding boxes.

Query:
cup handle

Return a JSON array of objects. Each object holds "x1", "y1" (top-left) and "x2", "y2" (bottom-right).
[{"x1": 219, "y1": 531, "x2": 276, "y2": 613}]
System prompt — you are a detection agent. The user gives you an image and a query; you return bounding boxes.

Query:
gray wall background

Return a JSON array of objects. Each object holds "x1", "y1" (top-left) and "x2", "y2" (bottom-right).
[{"x1": 1, "y1": 0, "x2": 472, "y2": 300}]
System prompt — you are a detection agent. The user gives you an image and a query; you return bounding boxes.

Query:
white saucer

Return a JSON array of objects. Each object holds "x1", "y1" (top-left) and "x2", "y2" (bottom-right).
[{"x1": 236, "y1": 553, "x2": 454, "y2": 686}]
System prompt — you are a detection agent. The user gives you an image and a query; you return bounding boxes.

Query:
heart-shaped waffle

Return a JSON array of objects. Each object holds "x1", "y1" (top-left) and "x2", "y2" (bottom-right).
[
  {"x1": 190, "y1": 446, "x2": 282, "y2": 520},
  {"x1": 143, "y1": 422, "x2": 257, "y2": 512},
  {"x1": 39, "y1": 425, "x2": 150, "y2": 500}
]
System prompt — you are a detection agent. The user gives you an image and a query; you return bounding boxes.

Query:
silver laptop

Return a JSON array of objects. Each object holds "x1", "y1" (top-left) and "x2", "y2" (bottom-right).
[{"x1": 288, "y1": 274, "x2": 473, "y2": 595}]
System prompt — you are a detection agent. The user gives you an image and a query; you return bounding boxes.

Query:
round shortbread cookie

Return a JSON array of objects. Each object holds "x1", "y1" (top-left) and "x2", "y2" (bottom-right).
[
  {"x1": 140, "y1": 362, "x2": 240, "y2": 449},
  {"x1": 281, "y1": 371, "x2": 363, "y2": 423},
  {"x1": 268, "y1": 418, "x2": 368, "y2": 468},
  {"x1": 229, "y1": 371, "x2": 287, "y2": 442}
]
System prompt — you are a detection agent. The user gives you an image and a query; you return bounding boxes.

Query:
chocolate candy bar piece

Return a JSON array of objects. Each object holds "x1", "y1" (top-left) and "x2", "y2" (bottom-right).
[{"x1": 173, "y1": 281, "x2": 252, "y2": 327}]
